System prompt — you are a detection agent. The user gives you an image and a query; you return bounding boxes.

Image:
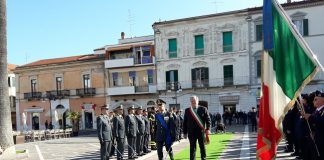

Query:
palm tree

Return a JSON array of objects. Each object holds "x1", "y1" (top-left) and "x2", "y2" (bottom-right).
[
  {"x1": 0, "y1": 0, "x2": 14, "y2": 158},
  {"x1": 67, "y1": 111, "x2": 81, "y2": 136}
]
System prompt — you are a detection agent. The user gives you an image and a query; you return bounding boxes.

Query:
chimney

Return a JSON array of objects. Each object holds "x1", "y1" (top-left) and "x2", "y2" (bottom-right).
[
  {"x1": 121, "y1": 32, "x2": 125, "y2": 39},
  {"x1": 287, "y1": 0, "x2": 291, "y2": 3}
]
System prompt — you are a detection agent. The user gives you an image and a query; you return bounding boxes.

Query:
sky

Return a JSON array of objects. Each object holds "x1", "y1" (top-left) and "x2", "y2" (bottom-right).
[{"x1": 7, "y1": 0, "x2": 289, "y2": 65}]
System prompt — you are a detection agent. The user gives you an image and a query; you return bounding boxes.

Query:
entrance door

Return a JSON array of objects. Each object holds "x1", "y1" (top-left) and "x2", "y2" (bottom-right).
[
  {"x1": 84, "y1": 111, "x2": 93, "y2": 129},
  {"x1": 32, "y1": 113, "x2": 40, "y2": 130},
  {"x1": 223, "y1": 105, "x2": 236, "y2": 114}
]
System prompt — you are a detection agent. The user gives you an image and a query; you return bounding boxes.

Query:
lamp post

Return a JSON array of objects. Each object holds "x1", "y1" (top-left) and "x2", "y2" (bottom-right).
[{"x1": 169, "y1": 82, "x2": 182, "y2": 109}]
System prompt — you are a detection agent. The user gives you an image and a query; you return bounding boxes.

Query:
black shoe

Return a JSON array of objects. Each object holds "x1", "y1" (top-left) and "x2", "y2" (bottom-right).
[{"x1": 290, "y1": 152, "x2": 299, "y2": 156}]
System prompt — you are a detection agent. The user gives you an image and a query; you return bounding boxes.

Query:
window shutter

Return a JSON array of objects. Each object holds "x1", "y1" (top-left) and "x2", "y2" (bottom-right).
[
  {"x1": 166, "y1": 71, "x2": 170, "y2": 83},
  {"x1": 195, "y1": 35, "x2": 204, "y2": 49},
  {"x1": 204, "y1": 67, "x2": 209, "y2": 80},
  {"x1": 174, "y1": 70, "x2": 178, "y2": 82},
  {"x1": 257, "y1": 60, "x2": 261, "y2": 77},
  {"x1": 192, "y1": 69, "x2": 196, "y2": 81},
  {"x1": 256, "y1": 25, "x2": 263, "y2": 41},
  {"x1": 223, "y1": 32, "x2": 233, "y2": 52},
  {"x1": 303, "y1": 19, "x2": 308, "y2": 36}
]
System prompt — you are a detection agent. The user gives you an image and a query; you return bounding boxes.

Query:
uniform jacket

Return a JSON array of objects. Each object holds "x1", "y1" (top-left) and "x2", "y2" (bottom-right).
[
  {"x1": 183, "y1": 106, "x2": 211, "y2": 137},
  {"x1": 125, "y1": 114, "x2": 137, "y2": 137},
  {"x1": 112, "y1": 115, "x2": 125, "y2": 139},
  {"x1": 97, "y1": 114, "x2": 113, "y2": 142},
  {"x1": 143, "y1": 115, "x2": 150, "y2": 135},
  {"x1": 155, "y1": 112, "x2": 176, "y2": 142},
  {"x1": 135, "y1": 115, "x2": 145, "y2": 135}
]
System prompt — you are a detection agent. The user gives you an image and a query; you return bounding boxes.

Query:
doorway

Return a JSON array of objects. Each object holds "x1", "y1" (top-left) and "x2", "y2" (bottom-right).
[
  {"x1": 31, "y1": 113, "x2": 40, "y2": 130},
  {"x1": 84, "y1": 111, "x2": 93, "y2": 129}
]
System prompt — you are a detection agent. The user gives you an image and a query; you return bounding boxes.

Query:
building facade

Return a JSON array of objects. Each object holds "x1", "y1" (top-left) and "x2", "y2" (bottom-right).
[
  {"x1": 95, "y1": 34, "x2": 158, "y2": 110},
  {"x1": 8, "y1": 64, "x2": 17, "y2": 130},
  {"x1": 14, "y1": 54, "x2": 106, "y2": 131}
]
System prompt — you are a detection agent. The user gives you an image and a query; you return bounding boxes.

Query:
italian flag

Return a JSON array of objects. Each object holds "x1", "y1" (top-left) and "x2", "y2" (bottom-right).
[{"x1": 256, "y1": 0, "x2": 322, "y2": 159}]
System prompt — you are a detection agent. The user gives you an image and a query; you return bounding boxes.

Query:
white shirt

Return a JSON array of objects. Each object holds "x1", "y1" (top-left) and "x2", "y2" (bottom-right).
[{"x1": 316, "y1": 105, "x2": 324, "y2": 112}]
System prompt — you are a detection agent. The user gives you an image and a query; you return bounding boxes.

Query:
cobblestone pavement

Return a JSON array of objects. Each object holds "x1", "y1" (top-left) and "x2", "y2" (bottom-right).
[{"x1": 13, "y1": 125, "x2": 297, "y2": 160}]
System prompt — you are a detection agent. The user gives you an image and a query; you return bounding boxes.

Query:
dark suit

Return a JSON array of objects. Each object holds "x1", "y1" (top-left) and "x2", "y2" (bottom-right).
[
  {"x1": 183, "y1": 106, "x2": 211, "y2": 160},
  {"x1": 143, "y1": 115, "x2": 151, "y2": 153},
  {"x1": 97, "y1": 115, "x2": 113, "y2": 160},
  {"x1": 113, "y1": 115, "x2": 125, "y2": 160},
  {"x1": 125, "y1": 114, "x2": 137, "y2": 159},
  {"x1": 135, "y1": 115, "x2": 145, "y2": 155},
  {"x1": 308, "y1": 106, "x2": 324, "y2": 160},
  {"x1": 155, "y1": 112, "x2": 175, "y2": 160}
]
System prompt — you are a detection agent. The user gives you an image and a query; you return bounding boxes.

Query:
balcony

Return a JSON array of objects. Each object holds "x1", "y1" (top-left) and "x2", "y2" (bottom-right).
[
  {"x1": 105, "y1": 57, "x2": 155, "y2": 69},
  {"x1": 76, "y1": 88, "x2": 96, "y2": 97},
  {"x1": 108, "y1": 86, "x2": 135, "y2": 96},
  {"x1": 46, "y1": 90, "x2": 70, "y2": 99},
  {"x1": 192, "y1": 80, "x2": 209, "y2": 88},
  {"x1": 24, "y1": 92, "x2": 42, "y2": 100}
]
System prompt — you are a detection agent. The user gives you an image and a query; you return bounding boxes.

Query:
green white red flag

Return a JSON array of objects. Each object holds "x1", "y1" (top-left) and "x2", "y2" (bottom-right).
[{"x1": 256, "y1": 0, "x2": 322, "y2": 159}]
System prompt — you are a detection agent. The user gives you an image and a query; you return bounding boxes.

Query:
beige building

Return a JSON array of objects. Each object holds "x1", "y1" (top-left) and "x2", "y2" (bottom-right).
[
  {"x1": 95, "y1": 34, "x2": 158, "y2": 110},
  {"x1": 14, "y1": 54, "x2": 106, "y2": 131},
  {"x1": 8, "y1": 64, "x2": 17, "y2": 130}
]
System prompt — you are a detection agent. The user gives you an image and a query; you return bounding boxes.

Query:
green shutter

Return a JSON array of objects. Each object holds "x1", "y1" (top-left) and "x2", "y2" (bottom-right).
[
  {"x1": 195, "y1": 35, "x2": 204, "y2": 55},
  {"x1": 223, "y1": 31, "x2": 233, "y2": 52},
  {"x1": 224, "y1": 65, "x2": 233, "y2": 85},
  {"x1": 257, "y1": 60, "x2": 261, "y2": 77},
  {"x1": 303, "y1": 19, "x2": 308, "y2": 36},
  {"x1": 191, "y1": 69, "x2": 196, "y2": 81},
  {"x1": 256, "y1": 24, "x2": 263, "y2": 41},
  {"x1": 174, "y1": 70, "x2": 178, "y2": 82},
  {"x1": 166, "y1": 71, "x2": 170, "y2": 83},
  {"x1": 168, "y1": 39, "x2": 177, "y2": 58},
  {"x1": 204, "y1": 67, "x2": 209, "y2": 80}
]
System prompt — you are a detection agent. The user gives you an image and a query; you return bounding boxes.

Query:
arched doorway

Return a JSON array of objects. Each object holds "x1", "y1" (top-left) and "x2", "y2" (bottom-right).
[{"x1": 56, "y1": 104, "x2": 66, "y2": 129}]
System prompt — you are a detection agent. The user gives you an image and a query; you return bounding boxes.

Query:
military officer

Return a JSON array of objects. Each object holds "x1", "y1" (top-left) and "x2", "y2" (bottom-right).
[
  {"x1": 125, "y1": 105, "x2": 137, "y2": 159},
  {"x1": 112, "y1": 105, "x2": 125, "y2": 160},
  {"x1": 97, "y1": 105, "x2": 113, "y2": 160},
  {"x1": 135, "y1": 106, "x2": 145, "y2": 156},
  {"x1": 155, "y1": 99, "x2": 175, "y2": 160},
  {"x1": 304, "y1": 91, "x2": 324, "y2": 159},
  {"x1": 142, "y1": 108, "x2": 151, "y2": 153}
]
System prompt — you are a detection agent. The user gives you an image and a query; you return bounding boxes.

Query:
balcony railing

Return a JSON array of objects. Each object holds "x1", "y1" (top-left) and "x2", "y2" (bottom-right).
[
  {"x1": 46, "y1": 90, "x2": 70, "y2": 99},
  {"x1": 224, "y1": 77, "x2": 234, "y2": 86},
  {"x1": 192, "y1": 80, "x2": 209, "y2": 88},
  {"x1": 166, "y1": 82, "x2": 180, "y2": 91},
  {"x1": 135, "y1": 86, "x2": 149, "y2": 92},
  {"x1": 76, "y1": 88, "x2": 96, "y2": 97},
  {"x1": 24, "y1": 92, "x2": 42, "y2": 100}
]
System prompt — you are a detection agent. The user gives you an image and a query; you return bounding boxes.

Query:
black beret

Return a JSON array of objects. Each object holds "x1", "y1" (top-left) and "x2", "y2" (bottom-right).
[{"x1": 156, "y1": 99, "x2": 166, "y2": 105}]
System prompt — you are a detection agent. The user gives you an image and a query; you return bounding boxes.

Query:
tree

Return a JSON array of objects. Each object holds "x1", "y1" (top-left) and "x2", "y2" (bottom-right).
[
  {"x1": 67, "y1": 111, "x2": 81, "y2": 136},
  {"x1": 0, "y1": 0, "x2": 15, "y2": 158}
]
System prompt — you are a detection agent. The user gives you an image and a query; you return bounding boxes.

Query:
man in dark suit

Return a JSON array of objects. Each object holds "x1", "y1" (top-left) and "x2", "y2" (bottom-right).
[
  {"x1": 112, "y1": 105, "x2": 125, "y2": 160},
  {"x1": 183, "y1": 95, "x2": 211, "y2": 160},
  {"x1": 135, "y1": 106, "x2": 145, "y2": 156},
  {"x1": 155, "y1": 99, "x2": 175, "y2": 160},
  {"x1": 125, "y1": 106, "x2": 137, "y2": 159},
  {"x1": 97, "y1": 105, "x2": 113, "y2": 160},
  {"x1": 142, "y1": 108, "x2": 151, "y2": 153},
  {"x1": 250, "y1": 107, "x2": 258, "y2": 132},
  {"x1": 304, "y1": 91, "x2": 324, "y2": 160}
]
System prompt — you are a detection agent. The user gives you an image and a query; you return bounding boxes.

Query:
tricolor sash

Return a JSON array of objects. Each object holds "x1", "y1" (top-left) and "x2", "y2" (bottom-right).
[
  {"x1": 156, "y1": 113, "x2": 172, "y2": 148},
  {"x1": 189, "y1": 107, "x2": 210, "y2": 144}
]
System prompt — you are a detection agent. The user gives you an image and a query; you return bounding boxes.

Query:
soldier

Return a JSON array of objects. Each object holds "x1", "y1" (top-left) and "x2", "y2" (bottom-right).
[
  {"x1": 109, "y1": 111, "x2": 116, "y2": 157},
  {"x1": 148, "y1": 108, "x2": 157, "y2": 150},
  {"x1": 155, "y1": 99, "x2": 175, "y2": 160},
  {"x1": 125, "y1": 105, "x2": 137, "y2": 160},
  {"x1": 97, "y1": 105, "x2": 113, "y2": 160},
  {"x1": 135, "y1": 106, "x2": 145, "y2": 156},
  {"x1": 303, "y1": 91, "x2": 324, "y2": 159},
  {"x1": 112, "y1": 105, "x2": 125, "y2": 160},
  {"x1": 142, "y1": 108, "x2": 151, "y2": 153}
]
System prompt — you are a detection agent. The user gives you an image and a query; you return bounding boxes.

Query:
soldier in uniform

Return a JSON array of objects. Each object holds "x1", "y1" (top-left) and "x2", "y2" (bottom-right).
[
  {"x1": 303, "y1": 91, "x2": 324, "y2": 159},
  {"x1": 112, "y1": 105, "x2": 125, "y2": 160},
  {"x1": 125, "y1": 105, "x2": 137, "y2": 160},
  {"x1": 109, "y1": 111, "x2": 116, "y2": 157},
  {"x1": 148, "y1": 108, "x2": 157, "y2": 150},
  {"x1": 155, "y1": 99, "x2": 175, "y2": 160},
  {"x1": 97, "y1": 105, "x2": 113, "y2": 160},
  {"x1": 142, "y1": 108, "x2": 151, "y2": 153},
  {"x1": 135, "y1": 106, "x2": 145, "y2": 156}
]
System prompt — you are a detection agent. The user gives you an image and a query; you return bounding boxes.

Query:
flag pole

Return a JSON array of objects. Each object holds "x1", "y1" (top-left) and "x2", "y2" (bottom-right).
[{"x1": 295, "y1": 96, "x2": 320, "y2": 157}]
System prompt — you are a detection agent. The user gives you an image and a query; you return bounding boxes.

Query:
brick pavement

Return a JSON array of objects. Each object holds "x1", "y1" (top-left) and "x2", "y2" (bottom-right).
[{"x1": 13, "y1": 125, "x2": 297, "y2": 160}]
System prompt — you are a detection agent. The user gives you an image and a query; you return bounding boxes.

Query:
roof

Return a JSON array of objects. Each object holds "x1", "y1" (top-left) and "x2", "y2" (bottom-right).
[
  {"x1": 17, "y1": 54, "x2": 104, "y2": 68},
  {"x1": 8, "y1": 64, "x2": 17, "y2": 71},
  {"x1": 153, "y1": 0, "x2": 324, "y2": 26}
]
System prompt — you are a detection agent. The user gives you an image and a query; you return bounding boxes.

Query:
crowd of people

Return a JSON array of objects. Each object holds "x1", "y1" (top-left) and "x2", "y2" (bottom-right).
[{"x1": 282, "y1": 90, "x2": 324, "y2": 160}]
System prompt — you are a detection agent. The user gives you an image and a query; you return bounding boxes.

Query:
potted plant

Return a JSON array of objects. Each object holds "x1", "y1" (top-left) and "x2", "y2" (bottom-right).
[{"x1": 67, "y1": 111, "x2": 81, "y2": 136}]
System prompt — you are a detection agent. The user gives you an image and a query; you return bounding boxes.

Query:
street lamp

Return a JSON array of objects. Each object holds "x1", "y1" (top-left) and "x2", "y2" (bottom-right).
[{"x1": 168, "y1": 82, "x2": 182, "y2": 109}]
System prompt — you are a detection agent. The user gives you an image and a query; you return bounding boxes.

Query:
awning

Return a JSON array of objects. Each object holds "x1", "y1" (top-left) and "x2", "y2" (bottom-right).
[{"x1": 107, "y1": 46, "x2": 132, "y2": 52}]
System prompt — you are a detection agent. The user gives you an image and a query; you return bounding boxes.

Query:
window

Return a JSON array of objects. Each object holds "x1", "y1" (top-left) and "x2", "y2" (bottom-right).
[
  {"x1": 292, "y1": 19, "x2": 308, "y2": 36},
  {"x1": 192, "y1": 67, "x2": 209, "y2": 88},
  {"x1": 257, "y1": 60, "x2": 261, "y2": 78},
  {"x1": 129, "y1": 71, "x2": 136, "y2": 86},
  {"x1": 147, "y1": 69, "x2": 154, "y2": 84},
  {"x1": 31, "y1": 79, "x2": 37, "y2": 93},
  {"x1": 8, "y1": 77, "x2": 11, "y2": 87},
  {"x1": 166, "y1": 70, "x2": 178, "y2": 90},
  {"x1": 223, "y1": 31, "x2": 233, "y2": 52},
  {"x1": 223, "y1": 65, "x2": 233, "y2": 85},
  {"x1": 256, "y1": 24, "x2": 263, "y2": 41},
  {"x1": 56, "y1": 77, "x2": 62, "y2": 95},
  {"x1": 112, "y1": 72, "x2": 119, "y2": 86},
  {"x1": 168, "y1": 39, "x2": 177, "y2": 58},
  {"x1": 83, "y1": 74, "x2": 91, "y2": 89},
  {"x1": 195, "y1": 35, "x2": 204, "y2": 55}
]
